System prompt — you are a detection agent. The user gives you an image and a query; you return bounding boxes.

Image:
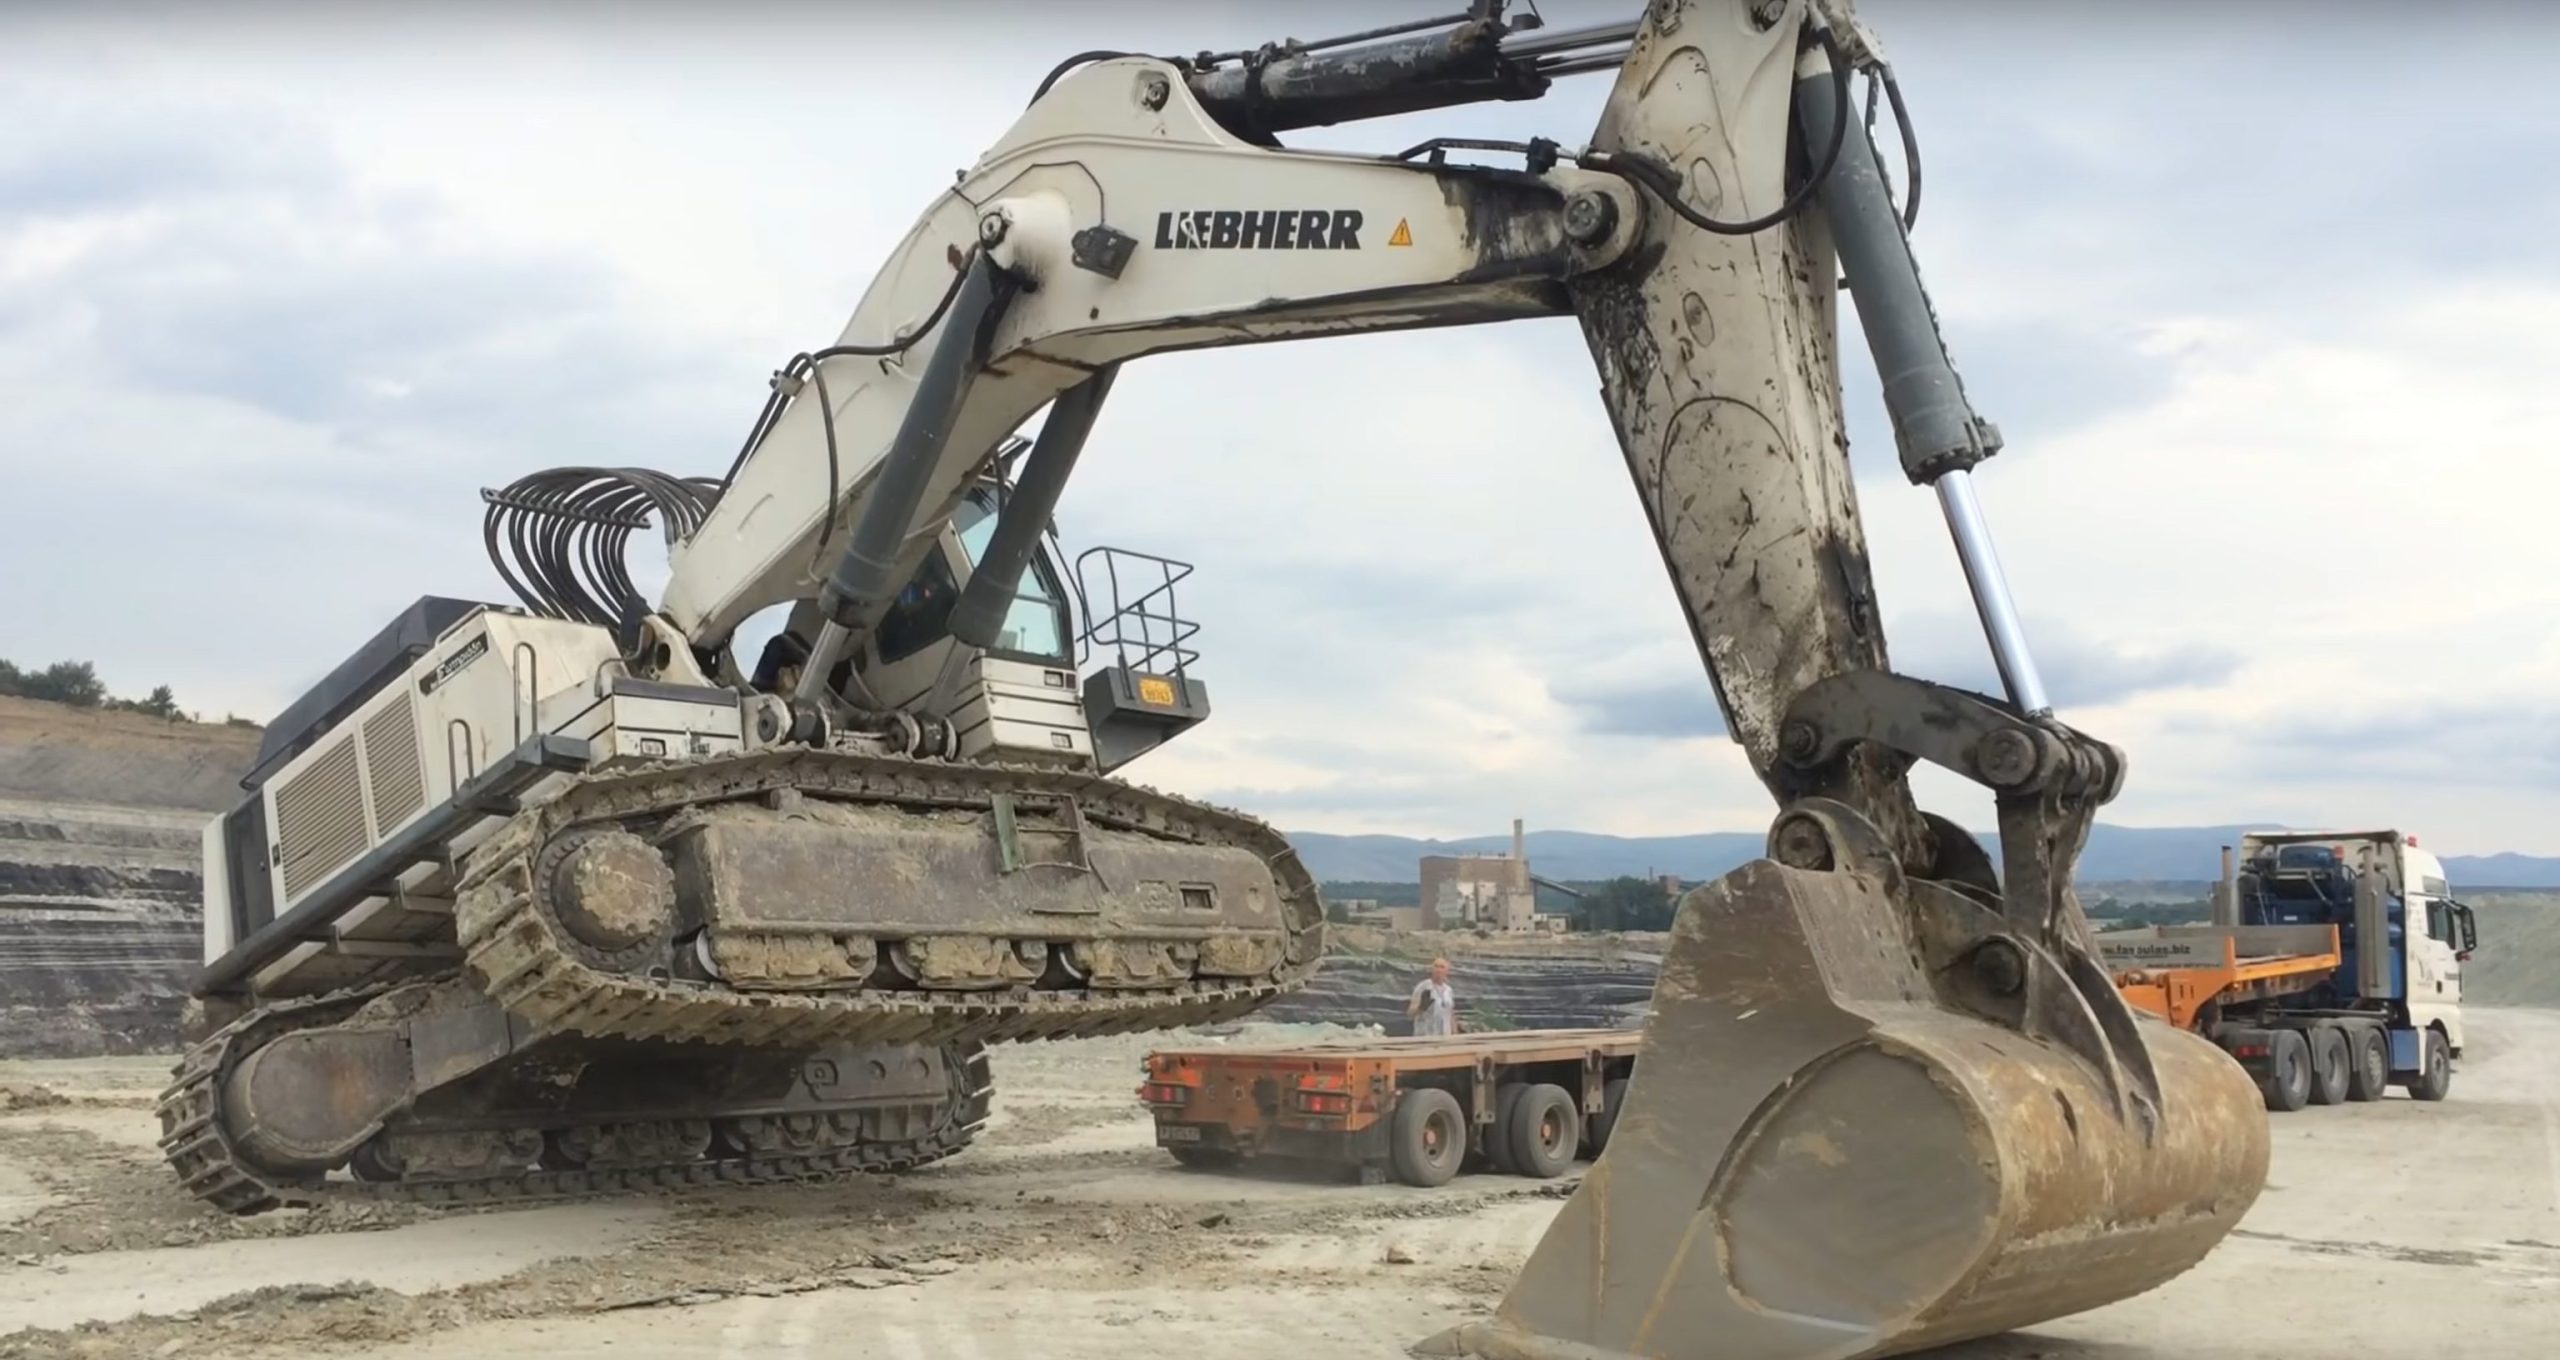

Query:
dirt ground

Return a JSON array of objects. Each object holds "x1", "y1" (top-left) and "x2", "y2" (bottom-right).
[{"x1": 0, "y1": 1010, "x2": 2553, "y2": 1360}]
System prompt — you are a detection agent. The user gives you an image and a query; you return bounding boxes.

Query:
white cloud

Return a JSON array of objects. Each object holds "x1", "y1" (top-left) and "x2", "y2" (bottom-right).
[{"x1": 0, "y1": 2, "x2": 2553, "y2": 860}]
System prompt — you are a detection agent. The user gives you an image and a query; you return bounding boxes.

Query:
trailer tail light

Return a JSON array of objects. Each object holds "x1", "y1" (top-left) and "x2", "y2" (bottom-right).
[
  {"x1": 1292, "y1": 1070, "x2": 1354, "y2": 1117},
  {"x1": 2228, "y1": 1043, "x2": 2269, "y2": 1059},
  {"x1": 1138, "y1": 1081, "x2": 1192, "y2": 1106}
]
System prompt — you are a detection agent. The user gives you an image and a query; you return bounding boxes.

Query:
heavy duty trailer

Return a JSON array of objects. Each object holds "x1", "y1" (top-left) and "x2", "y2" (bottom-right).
[
  {"x1": 1139, "y1": 1030, "x2": 1639, "y2": 1188},
  {"x1": 2098, "y1": 829, "x2": 2478, "y2": 1112}
]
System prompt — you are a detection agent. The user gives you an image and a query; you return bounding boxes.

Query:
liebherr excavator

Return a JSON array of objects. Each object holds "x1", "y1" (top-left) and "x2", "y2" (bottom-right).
[{"x1": 161, "y1": 2, "x2": 2271, "y2": 1356}]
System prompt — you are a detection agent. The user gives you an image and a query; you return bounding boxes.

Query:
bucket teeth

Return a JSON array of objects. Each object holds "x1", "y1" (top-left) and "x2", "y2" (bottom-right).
[{"x1": 1423, "y1": 858, "x2": 2270, "y2": 1360}]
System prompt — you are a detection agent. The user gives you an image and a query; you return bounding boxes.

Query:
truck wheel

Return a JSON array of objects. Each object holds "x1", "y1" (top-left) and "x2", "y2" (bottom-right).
[
  {"x1": 2306, "y1": 1027, "x2": 2351, "y2": 1106},
  {"x1": 1484, "y1": 1084, "x2": 1527, "y2": 1175},
  {"x1": 1507, "y1": 1083, "x2": 1582, "y2": 1179},
  {"x1": 2261, "y1": 1030, "x2": 2311, "y2": 1112},
  {"x1": 1390, "y1": 1087, "x2": 1466, "y2": 1188},
  {"x1": 2345, "y1": 1027, "x2": 2391, "y2": 1102},
  {"x1": 2412, "y1": 1029, "x2": 2453, "y2": 1102},
  {"x1": 1583, "y1": 1077, "x2": 1631, "y2": 1158},
  {"x1": 1170, "y1": 1146, "x2": 1241, "y2": 1171}
]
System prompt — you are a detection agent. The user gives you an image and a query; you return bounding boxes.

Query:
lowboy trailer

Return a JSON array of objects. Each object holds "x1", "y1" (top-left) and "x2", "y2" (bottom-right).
[{"x1": 1138, "y1": 1029, "x2": 1639, "y2": 1188}]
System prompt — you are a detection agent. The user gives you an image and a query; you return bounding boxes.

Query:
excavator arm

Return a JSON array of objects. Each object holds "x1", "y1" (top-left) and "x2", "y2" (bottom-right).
[{"x1": 656, "y1": 72, "x2": 1642, "y2": 656}]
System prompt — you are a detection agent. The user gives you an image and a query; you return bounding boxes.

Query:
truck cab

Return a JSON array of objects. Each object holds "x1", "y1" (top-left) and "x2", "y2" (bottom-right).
[{"x1": 2226, "y1": 829, "x2": 2476, "y2": 1057}]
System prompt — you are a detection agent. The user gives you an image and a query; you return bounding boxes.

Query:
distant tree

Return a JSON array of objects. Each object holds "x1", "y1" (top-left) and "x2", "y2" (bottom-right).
[
  {"x1": 2088, "y1": 899, "x2": 2210, "y2": 929},
  {"x1": 21, "y1": 660, "x2": 106, "y2": 707},
  {"x1": 0, "y1": 657, "x2": 186, "y2": 718},
  {"x1": 1317, "y1": 880, "x2": 1421, "y2": 907},
  {"x1": 1581, "y1": 876, "x2": 1674, "y2": 932}
]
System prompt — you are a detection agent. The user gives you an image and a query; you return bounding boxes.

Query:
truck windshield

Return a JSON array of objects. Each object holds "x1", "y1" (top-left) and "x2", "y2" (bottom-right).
[{"x1": 951, "y1": 491, "x2": 1072, "y2": 664}]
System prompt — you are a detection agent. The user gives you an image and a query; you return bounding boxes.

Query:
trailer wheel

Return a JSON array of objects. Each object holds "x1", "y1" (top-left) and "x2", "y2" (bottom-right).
[
  {"x1": 2261, "y1": 1030, "x2": 2311, "y2": 1112},
  {"x1": 2411, "y1": 1029, "x2": 2453, "y2": 1102},
  {"x1": 1507, "y1": 1083, "x2": 1582, "y2": 1179},
  {"x1": 2345, "y1": 1027, "x2": 2391, "y2": 1102},
  {"x1": 1391, "y1": 1087, "x2": 1466, "y2": 1188},
  {"x1": 2306, "y1": 1027, "x2": 2351, "y2": 1106},
  {"x1": 1583, "y1": 1077, "x2": 1631, "y2": 1158},
  {"x1": 1169, "y1": 1146, "x2": 1241, "y2": 1171},
  {"x1": 1484, "y1": 1084, "x2": 1527, "y2": 1175}
]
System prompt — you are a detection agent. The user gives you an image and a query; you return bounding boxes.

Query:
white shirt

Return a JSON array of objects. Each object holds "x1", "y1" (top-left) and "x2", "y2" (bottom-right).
[{"x1": 1410, "y1": 978, "x2": 1455, "y2": 1036}]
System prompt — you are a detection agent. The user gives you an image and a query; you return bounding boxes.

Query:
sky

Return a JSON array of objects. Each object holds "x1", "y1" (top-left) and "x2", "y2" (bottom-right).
[{"x1": 1, "y1": 1, "x2": 2555, "y2": 856}]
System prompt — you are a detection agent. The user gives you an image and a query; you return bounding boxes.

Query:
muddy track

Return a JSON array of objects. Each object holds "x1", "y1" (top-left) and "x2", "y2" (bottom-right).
[
  {"x1": 157, "y1": 981, "x2": 997, "y2": 1215},
  {"x1": 455, "y1": 746, "x2": 1328, "y2": 1053}
]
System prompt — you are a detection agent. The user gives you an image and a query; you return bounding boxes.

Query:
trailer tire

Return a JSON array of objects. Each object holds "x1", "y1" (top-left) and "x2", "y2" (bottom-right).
[
  {"x1": 2345, "y1": 1027, "x2": 2391, "y2": 1102},
  {"x1": 1507, "y1": 1083, "x2": 1581, "y2": 1179},
  {"x1": 2307, "y1": 1026, "x2": 2351, "y2": 1106},
  {"x1": 2262, "y1": 1030, "x2": 2312, "y2": 1112},
  {"x1": 1484, "y1": 1084, "x2": 1527, "y2": 1175},
  {"x1": 2412, "y1": 1029, "x2": 2453, "y2": 1102},
  {"x1": 1584, "y1": 1077, "x2": 1631, "y2": 1158},
  {"x1": 1390, "y1": 1087, "x2": 1466, "y2": 1188},
  {"x1": 1169, "y1": 1146, "x2": 1241, "y2": 1171}
]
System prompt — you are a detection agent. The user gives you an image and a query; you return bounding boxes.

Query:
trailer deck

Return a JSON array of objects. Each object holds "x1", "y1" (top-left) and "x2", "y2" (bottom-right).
[{"x1": 1139, "y1": 1028, "x2": 1640, "y2": 1187}]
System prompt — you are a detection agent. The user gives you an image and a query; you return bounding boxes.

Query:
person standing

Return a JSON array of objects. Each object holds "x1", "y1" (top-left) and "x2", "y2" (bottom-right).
[{"x1": 1408, "y1": 957, "x2": 1458, "y2": 1036}]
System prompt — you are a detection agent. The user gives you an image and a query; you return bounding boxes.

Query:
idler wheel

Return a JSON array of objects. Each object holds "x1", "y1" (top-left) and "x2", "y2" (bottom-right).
[{"x1": 545, "y1": 829, "x2": 677, "y2": 960}]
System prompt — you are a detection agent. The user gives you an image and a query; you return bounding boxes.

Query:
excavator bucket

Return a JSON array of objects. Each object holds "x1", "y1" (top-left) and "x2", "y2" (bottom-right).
[{"x1": 1423, "y1": 856, "x2": 2269, "y2": 1360}]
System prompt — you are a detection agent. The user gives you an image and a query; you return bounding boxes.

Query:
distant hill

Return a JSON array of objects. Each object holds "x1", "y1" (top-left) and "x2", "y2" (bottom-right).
[{"x1": 1286, "y1": 825, "x2": 2560, "y2": 889}]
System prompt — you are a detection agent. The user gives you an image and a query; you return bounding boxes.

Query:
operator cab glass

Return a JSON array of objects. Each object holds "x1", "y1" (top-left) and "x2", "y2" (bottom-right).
[
  {"x1": 874, "y1": 551, "x2": 960, "y2": 664},
  {"x1": 951, "y1": 488, "x2": 1073, "y2": 665}
]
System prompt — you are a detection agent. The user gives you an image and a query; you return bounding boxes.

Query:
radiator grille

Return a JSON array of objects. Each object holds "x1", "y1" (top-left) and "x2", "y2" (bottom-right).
[
  {"x1": 274, "y1": 736, "x2": 367, "y2": 901},
  {"x1": 363, "y1": 694, "x2": 425, "y2": 839}
]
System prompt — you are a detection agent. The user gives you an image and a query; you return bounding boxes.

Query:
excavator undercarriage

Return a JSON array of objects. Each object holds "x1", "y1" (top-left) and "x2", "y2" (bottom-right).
[{"x1": 162, "y1": 3, "x2": 2272, "y2": 1357}]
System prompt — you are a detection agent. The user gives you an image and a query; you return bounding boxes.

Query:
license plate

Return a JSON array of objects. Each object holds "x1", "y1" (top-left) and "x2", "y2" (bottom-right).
[{"x1": 1157, "y1": 1124, "x2": 1202, "y2": 1144}]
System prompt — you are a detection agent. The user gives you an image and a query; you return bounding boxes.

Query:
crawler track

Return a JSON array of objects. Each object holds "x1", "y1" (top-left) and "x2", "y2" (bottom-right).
[
  {"x1": 156, "y1": 981, "x2": 995, "y2": 1214},
  {"x1": 158, "y1": 747, "x2": 1322, "y2": 1214},
  {"x1": 456, "y1": 747, "x2": 1327, "y2": 1052}
]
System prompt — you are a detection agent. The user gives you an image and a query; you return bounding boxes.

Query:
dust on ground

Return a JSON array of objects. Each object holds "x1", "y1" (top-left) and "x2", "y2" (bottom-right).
[
  {"x1": 1, "y1": 1011, "x2": 2556, "y2": 1360},
  {"x1": 0, "y1": 1124, "x2": 437, "y2": 1259}
]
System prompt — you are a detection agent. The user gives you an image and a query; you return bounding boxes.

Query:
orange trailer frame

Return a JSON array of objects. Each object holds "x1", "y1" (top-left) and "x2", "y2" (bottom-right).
[
  {"x1": 2109, "y1": 925, "x2": 2343, "y2": 1030},
  {"x1": 1138, "y1": 1029, "x2": 1640, "y2": 1187}
]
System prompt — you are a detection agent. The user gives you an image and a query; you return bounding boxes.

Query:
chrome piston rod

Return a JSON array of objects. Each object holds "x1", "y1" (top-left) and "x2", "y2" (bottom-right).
[{"x1": 1793, "y1": 30, "x2": 2055, "y2": 718}]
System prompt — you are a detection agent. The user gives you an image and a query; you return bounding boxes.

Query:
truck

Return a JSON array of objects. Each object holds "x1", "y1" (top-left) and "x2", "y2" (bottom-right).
[
  {"x1": 1138, "y1": 1030, "x2": 1640, "y2": 1188},
  {"x1": 2098, "y1": 830, "x2": 2479, "y2": 1112}
]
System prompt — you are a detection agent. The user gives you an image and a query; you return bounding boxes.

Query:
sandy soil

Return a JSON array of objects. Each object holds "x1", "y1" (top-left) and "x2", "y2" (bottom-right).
[{"x1": 0, "y1": 1013, "x2": 2551, "y2": 1360}]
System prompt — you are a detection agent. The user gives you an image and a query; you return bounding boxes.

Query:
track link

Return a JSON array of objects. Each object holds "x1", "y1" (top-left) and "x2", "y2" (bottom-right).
[
  {"x1": 156, "y1": 979, "x2": 995, "y2": 1214},
  {"x1": 456, "y1": 747, "x2": 1327, "y2": 1053}
]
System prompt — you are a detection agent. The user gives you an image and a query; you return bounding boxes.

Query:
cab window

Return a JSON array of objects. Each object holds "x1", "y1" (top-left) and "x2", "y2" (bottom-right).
[
  {"x1": 875, "y1": 550, "x2": 959, "y2": 664},
  {"x1": 952, "y1": 491, "x2": 1072, "y2": 664}
]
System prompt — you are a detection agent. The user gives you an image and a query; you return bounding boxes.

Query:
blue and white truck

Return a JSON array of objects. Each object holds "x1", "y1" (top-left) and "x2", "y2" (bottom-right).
[{"x1": 2097, "y1": 829, "x2": 2478, "y2": 1112}]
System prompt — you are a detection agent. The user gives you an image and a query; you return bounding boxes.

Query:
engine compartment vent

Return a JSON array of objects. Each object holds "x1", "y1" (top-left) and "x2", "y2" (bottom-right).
[{"x1": 273, "y1": 736, "x2": 367, "y2": 901}]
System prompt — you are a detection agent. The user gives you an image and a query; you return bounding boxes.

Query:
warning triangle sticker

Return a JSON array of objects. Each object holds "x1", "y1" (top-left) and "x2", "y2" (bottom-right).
[{"x1": 1386, "y1": 218, "x2": 1412, "y2": 247}]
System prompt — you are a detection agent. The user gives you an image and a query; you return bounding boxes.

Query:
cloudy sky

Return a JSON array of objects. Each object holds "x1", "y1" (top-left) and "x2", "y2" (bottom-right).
[{"x1": 2, "y1": 1, "x2": 2554, "y2": 856}]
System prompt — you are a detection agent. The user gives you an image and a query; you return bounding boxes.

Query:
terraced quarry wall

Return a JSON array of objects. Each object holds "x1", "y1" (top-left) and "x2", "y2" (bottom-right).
[
  {"x1": 1259, "y1": 927, "x2": 1665, "y2": 1033},
  {"x1": 0, "y1": 697, "x2": 261, "y2": 1057}
]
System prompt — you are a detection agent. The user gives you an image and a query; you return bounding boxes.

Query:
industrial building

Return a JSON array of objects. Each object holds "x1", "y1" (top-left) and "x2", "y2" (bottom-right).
[{"x1": 1418, "y1": 820, "x2": 1568, "y2": 933}]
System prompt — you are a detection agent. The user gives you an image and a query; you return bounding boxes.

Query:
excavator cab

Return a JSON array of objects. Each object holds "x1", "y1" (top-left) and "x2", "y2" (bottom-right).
[{"x1": 810, "y1": 465, "x2": 1213, "y2": 776}]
